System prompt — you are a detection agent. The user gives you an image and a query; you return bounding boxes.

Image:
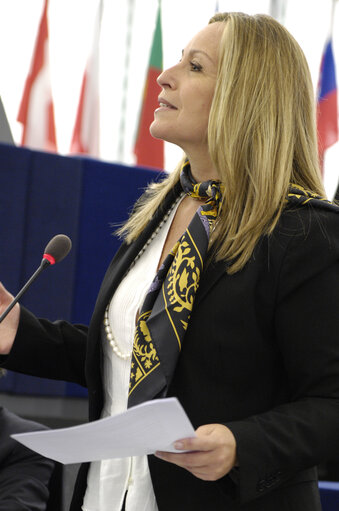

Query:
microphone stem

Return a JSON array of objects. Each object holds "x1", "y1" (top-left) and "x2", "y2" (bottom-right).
[{"x1": 0, "y1": 259, "x2": 50, "y2": 324}]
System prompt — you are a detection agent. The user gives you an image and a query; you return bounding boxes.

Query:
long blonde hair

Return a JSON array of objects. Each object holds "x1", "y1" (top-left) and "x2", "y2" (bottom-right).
[{"x1": 119, "y1": 12, "x2": 324, "y2": 274}]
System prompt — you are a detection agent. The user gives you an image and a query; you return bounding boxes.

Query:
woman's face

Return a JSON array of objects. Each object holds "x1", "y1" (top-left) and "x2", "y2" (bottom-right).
[{"x1": 150, "y1": 22, "x2": 224, "y2": 154}]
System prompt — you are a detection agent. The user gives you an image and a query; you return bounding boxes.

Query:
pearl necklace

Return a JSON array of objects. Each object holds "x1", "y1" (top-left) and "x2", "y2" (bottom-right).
[
  {"x1": 104, "y1": 307, "x2": 131, "y2": 359},
  {"x1": 104, "y1": 192, "x2": 184, "y2": 359}
]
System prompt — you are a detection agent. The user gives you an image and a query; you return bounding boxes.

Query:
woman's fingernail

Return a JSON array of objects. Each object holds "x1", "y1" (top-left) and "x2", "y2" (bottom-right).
[{"x1": 174, "y1": 441, "x2": 184, "y2": 450}]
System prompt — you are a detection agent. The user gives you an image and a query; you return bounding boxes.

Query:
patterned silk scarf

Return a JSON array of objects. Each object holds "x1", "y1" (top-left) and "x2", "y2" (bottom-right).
[
  {"x1": 128, "y1": 160, "x2": 224, "y2": 407},
  {"x1": 288, "y1": 183, "x2": 339, "y2": 212}
]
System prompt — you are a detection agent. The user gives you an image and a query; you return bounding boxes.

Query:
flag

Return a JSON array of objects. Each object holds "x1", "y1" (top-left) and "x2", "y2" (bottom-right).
[
  {"x1": 70, "y1": 0, "x2": 102, "y2": 157},
  {"x1": 317, "y1": 38, "x2": 338, "y2": 174},
  {"x1": 17, "y1": 0, "x2": 57, "y2": 152},
  {"x1": 134, "y1": 5, "x2": 164, "y2": 170}
]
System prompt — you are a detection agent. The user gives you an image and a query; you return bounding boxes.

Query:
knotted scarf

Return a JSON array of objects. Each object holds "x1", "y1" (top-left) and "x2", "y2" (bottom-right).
[{"x1": 128, "y1": 160, "x2": 224, "y2": 407}]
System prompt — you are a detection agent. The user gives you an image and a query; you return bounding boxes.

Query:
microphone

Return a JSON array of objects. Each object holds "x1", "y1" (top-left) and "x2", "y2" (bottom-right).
[{"x1": 0, "y1": 234, "x2": 72, "y2": 323}]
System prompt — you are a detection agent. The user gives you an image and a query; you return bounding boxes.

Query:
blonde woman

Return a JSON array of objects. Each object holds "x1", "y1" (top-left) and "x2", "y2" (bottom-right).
[{"x1": 1, "y1": 12, "x2": 339, "y2": 511}]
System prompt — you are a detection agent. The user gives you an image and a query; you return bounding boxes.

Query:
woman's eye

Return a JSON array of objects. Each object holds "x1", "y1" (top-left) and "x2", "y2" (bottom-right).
[{"x1": 190, "y1": 61, "x2": 202, "y2": 72}]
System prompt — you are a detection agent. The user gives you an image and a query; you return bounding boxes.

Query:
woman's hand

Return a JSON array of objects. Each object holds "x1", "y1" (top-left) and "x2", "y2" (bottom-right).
[
  {"x1": 155, "y1": 423, "x2": 237, "y2": 481},
  {"x1": 0, "y1": 282, "x2": 20, "y2": 355}
]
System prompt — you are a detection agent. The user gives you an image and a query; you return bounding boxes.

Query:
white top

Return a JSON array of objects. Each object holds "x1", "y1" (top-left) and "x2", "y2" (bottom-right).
[{"x1": 82, "y1": 196, "x2": 183, "y2": 511}]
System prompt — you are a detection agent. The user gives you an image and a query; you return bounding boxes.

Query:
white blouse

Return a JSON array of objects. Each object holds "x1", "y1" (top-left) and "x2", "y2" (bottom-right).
[{"x1": 82, "y1": 196, "x2": 183, "y2": 511}]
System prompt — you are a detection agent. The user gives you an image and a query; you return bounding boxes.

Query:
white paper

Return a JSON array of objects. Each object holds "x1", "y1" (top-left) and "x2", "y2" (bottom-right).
[{"x1": 11, "y1": 397, "x2": 196, "y2": 464}]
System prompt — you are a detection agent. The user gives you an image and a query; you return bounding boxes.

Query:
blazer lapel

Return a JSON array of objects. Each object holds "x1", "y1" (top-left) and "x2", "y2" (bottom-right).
[{"x1": 194, "y1": 258, "x2": 228, "y2": 308}]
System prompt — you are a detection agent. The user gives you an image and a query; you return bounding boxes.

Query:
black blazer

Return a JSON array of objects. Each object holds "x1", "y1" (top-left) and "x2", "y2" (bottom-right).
[
  {"x1": 3, "y1": 182, "x2": 339, "y2": 510},
  {"x1": 0, "y1": 406, "x2": 54, "y2": 510}
]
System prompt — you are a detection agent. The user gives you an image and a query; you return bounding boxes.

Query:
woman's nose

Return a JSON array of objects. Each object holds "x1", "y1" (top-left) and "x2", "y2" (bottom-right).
[{"x1": 157, "y1": 66, "x2": 176, "y2": 89}]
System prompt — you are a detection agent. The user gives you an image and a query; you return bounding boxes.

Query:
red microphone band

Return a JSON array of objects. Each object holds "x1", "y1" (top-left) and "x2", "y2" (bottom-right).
[{"x1": 43, "y1": 253, "x2": 56, "y2": 265}]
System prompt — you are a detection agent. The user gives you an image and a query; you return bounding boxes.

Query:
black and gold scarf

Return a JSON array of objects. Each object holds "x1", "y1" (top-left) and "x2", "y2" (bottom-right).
[
  {"x1": 288, "y1": 183, "x2": 339, "y2": 212},
  {"x1": 128, "y1": 160, "x2": 223, "y2": 407},
  {"x1": 128, "y1": 164, "x2": 339, "y2": 407}
]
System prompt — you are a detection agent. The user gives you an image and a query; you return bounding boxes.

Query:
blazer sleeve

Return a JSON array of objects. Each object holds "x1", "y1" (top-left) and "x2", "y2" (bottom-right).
[
  {"x1": 0, "y1": 306, "x2": 88, "y2": 387},
  {"x1": 224, "y1": 208, "x2": 339, "y2": 505},
  {"x1": 0, "y1": 406, "x2": 55, "y2": 511}
]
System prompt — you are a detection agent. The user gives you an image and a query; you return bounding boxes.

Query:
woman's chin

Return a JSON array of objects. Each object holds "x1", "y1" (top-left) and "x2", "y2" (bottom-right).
[
  {"x1": 149, "y1": 122, "x2": 164, "y2": 141},
  {"x1": 150, "y1": 119, "x2": 174, "y2": 142}
]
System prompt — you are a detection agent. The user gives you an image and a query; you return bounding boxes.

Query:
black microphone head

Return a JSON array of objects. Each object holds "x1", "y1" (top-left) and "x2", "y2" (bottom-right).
[{"x1": 43, "y1": 235, "x2": 72, "y2": 265}]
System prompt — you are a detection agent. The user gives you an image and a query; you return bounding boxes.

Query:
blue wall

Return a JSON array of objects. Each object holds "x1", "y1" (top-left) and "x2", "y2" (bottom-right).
[{"x1": 0, "y1": 144, "x2": 159, "y2": 396}]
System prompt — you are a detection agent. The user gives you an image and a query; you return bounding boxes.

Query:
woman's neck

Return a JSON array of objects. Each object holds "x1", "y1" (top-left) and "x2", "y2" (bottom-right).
[{"x1": 185, "y1": 151, "x2": 219, "y2": 182}]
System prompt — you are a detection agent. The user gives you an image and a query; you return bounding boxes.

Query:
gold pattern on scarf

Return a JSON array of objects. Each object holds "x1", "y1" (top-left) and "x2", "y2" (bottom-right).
[
  {"x1": 288, "y1": 183, "x2": 334, "y2": 206},
  {"x1": 129, "y1": 310, "x2": 160, "y2": 392},
  {"x1": 166, "y1": 239, "x2": 201, "y2": 315}
]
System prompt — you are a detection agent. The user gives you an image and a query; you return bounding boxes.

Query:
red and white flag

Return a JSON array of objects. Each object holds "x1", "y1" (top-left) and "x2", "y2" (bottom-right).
[
  {"x1": 17, "y1": 0, "x2": 57, "y2": 152},
  {"x1": 69, "y1": 0, "x2": 102, "y2": 157}
]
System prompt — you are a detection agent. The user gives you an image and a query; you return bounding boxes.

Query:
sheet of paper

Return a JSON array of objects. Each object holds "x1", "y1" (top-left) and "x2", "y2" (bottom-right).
[{"x1": 11, "y1": 397, "x2": 196, "y2": 464}]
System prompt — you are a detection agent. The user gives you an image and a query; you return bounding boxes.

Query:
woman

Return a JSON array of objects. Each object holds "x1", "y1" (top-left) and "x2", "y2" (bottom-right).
[{"x1": 1, "y1": 11, "x2": 339, "y2": 511}]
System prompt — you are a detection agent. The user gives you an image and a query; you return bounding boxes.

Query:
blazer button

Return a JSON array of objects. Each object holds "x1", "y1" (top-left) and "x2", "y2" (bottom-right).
[
  {"x1": 257, "y1": 480, "x2": 266, "y2": 492},
  {"x1": 265, "y1": 476, "x2": 275, "y2": 488}
]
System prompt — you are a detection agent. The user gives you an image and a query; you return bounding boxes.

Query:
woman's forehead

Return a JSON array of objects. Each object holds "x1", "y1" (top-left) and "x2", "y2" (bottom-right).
[{"x1": 183, "y1": 22, "x2": 225, "y2": 64}]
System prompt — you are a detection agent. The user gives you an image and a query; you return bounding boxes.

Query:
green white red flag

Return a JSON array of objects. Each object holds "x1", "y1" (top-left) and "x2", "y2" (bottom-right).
[{"x1": 134, "y1": 5, "x2": 164, "y2": 170}]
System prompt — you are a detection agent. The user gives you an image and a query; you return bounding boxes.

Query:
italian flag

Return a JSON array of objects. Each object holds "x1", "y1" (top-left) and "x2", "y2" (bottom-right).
[{"x1": 134, "y1": 6, "x2": 164, "y2": 170}]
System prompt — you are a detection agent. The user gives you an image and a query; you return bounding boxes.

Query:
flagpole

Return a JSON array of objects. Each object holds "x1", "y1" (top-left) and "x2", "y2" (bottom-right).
[
  {"x1": 269, "y1": 0, "x2": 286, "y2": 24},
  {"x1": 330, "y1": 0, "x2": 336, "y2": 36},
  {"x1": 117, "y1": 0, "x2": 135, "y2": 162}
]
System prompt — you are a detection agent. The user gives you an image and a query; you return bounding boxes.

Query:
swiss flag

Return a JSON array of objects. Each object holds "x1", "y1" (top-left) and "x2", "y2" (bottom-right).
[
  {"x1": 69, "y1": 0, "x2": 102, "y2": 157},
  {"x1": 17, "y1": 0, "x2": 57, "y2": 152}
]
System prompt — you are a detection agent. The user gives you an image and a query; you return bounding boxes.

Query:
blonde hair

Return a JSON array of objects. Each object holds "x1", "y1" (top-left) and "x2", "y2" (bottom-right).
[{"x1": 119, "y1": 12, "x2": 324, "y2": 274}]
